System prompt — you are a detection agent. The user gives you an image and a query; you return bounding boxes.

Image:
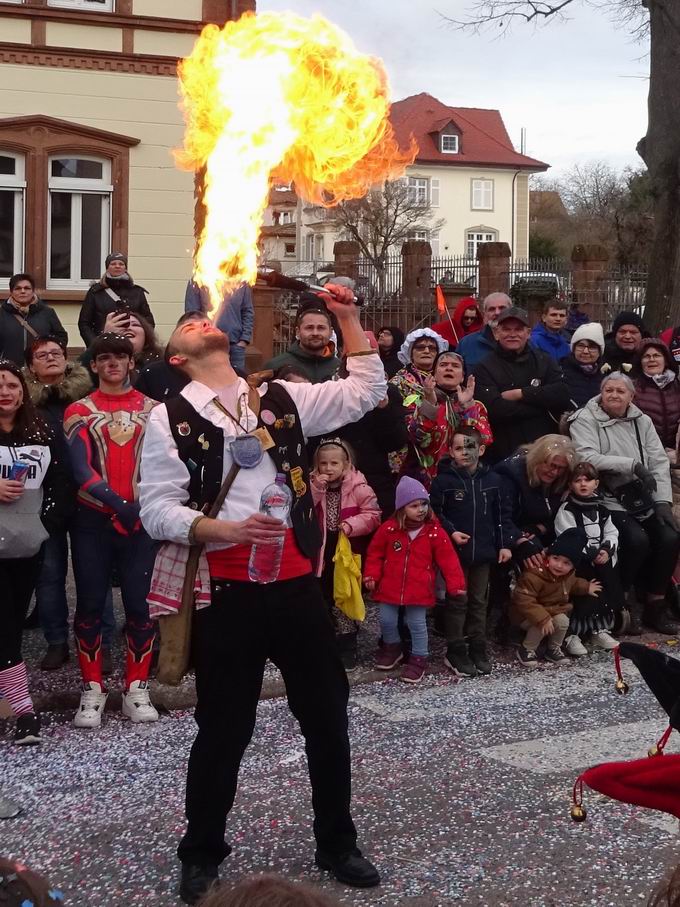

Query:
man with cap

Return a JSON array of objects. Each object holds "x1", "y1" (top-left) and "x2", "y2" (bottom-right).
[
  {"x1": 265, "y1": 302, "x2": 340, "y2": 383},
  {"x1": 78, "y1": 252, "x2": 155, "y2": 346},
  {"x1": 473, "y1": 306, "x2": 572, "y2": 462},
  {"x1": 601, "y1": 310, "x2": 650, "y2": 375},
  {"x1": 561, "y1": 322, "x2": 606, "y2": 409},
  {"x1": 455, "y1": 292, "x2": 511, "y2": 370}
]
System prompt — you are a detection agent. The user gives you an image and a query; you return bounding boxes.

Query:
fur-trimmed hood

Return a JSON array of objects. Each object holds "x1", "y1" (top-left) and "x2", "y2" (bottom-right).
[{"x1": 22, "y1": 362, "x2": 92, "y2": 408}]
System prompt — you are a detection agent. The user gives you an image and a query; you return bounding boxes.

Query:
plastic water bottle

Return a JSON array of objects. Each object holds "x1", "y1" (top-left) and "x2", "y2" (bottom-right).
[{"x1": 247, "y1": 473, "x2": 293, "y2": 584}]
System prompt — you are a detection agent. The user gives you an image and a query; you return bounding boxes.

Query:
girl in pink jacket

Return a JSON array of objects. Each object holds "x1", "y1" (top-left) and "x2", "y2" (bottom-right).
[{"x1": 311, "y1": 438, "x2": 381, "y2": 668}]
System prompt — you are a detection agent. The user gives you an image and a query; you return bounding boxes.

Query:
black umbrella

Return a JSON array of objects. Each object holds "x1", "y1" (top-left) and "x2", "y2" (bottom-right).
[{"x1": 619, "y1": 641, "x2": 680, "y2": 730}]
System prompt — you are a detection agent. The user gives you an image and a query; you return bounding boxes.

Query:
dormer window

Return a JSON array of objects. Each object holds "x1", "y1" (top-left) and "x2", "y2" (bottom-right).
[{"x1": 441, "y1": 134, "x2": 459, "y2": 154}]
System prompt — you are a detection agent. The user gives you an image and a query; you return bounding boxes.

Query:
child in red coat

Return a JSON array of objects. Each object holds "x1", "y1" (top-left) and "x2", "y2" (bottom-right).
[{"x1": 364, "y1": 476, "x2": 466, "y2": 683}]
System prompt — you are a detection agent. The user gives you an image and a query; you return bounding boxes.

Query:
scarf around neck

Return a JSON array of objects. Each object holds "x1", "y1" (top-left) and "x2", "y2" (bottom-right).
[{"x1": 648, "y1": 369, "x2": 676, "y2": 389}]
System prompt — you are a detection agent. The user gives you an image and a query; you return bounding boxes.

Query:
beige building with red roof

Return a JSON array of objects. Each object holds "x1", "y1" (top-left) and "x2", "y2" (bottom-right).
[{"x1": 297, "y1": 92, "x2": 549, "y2": 268}]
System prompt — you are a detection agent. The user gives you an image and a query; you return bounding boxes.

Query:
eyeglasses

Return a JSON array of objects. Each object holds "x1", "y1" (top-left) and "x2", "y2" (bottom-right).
[
  {"x1": 33, "y1": 350, "x2": 64, "y2": 361},
  {"x1": 573, "y1": 342, "x2": 600, "y2": 352},
  {"x1": 412, "y1": 343, "x2": 438, "y2": 353}
]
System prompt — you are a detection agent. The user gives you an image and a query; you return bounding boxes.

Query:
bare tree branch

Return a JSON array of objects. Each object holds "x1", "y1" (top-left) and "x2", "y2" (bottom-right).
[{"x1": 441, "y1": 0, "x2": 577, "y2": 34}]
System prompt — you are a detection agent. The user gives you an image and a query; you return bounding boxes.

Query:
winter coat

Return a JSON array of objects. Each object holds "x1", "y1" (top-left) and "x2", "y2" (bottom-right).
[
  {"x1": 431, "y1": 297, "x2": 483, "y2": 349},
  {"x1": 0, "y1": 299, "x2": 68, "y2": 366},
  {"x1": 379, "y1": 347, "x2": 402, "y2": 379},
  {"x1": 406, "y1": 393, "x2": 493, "y2": 485},
  {"x1": 510, "y1": 565, "x2": 591, "y2": 627},
  {"x1": 561, "y1": 355, "x2": 602, "y2": 410},
  {"x1": 23, "y1": 363, "x2": 92, "y2": 474},
  {"x1": 185, "y1": 281, "x2": 254, "y2": 345},
  {"x1": 364, "y1": 515, "x2": 466, "y2": 606},
  {"x1": 311, "y1": 467, "x2": 381, "y2": 573},
  {"x1": 600, "y1": 339, "x2": 637, "y2": 376},
  {"x1": 633, "y1": 340, "x2": 680, "y2": 449},
  {"x1": 0, "y1": 429, "x2": 71, "y2": 558},
  {"x1": 473, "y1": 344, "x2": 571, "y2": 462},
  {"x1": 78, "y1": 276, "x2": 154, "y2": 346},
  {"x1": 265, "y1": 341, "x2": 340, "y2": 384},
  {"x1": 430, "y1": 459, "x2": 514, "y2": 567},
  {"x1": 530, "y1": 323, "x2": 571, "y2": 361},
  {"x1": 568, "y1": 397, "x2": 673, "y2": 509},
  {"x1": 308, "y1": 385, "x2": 408, "y2": 517},
  {"x1": 456, "y1": 324, "x2": 497, "y2": 371},
  {"x1": 554, "y1": 493, "x2": 618, "y2": 565},
  {"x1": 494, "y1": 453, "x2": 563, "y2": 557},
  {"x1": 134, "y1": 360, "x2": 190, "y2": 402}
]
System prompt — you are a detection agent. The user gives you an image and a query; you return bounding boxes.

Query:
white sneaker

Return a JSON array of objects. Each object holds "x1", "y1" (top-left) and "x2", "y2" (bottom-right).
[
  {"x1": 564, "y1": 635, "x2": 588, "y2": 657},
  {"x1": 591, "y1": 630, "x2": 618, "y2": 651},
  {"x1": 122, "y1": 680, "x2": 159, "y2": 724},
  {"x1": 74, "y1": 682, "x2": 108, "y2": 729}
]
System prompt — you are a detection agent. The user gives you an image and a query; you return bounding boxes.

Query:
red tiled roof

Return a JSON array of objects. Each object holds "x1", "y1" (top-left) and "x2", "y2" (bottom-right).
[{"x1": 390, "y1": 93, "x2": 549, "y2": 171}]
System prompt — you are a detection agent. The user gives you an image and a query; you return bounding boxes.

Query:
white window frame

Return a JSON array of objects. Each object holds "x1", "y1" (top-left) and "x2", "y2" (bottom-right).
[
  {"x1": 466, "y1": 229, "x2": 497, "y2": 258},
  {"x1": 47, "y1": 155, "x2": 112, "y2": 289},
  {"x1": 471, "y1": 178, "x2": 494, "y2": 211},
  {"x1": 0, "y1": 151, "x2": 26, "y2": 290},
  {"x1": 47, "y1": 0, "x2": 115, "y2": 11},
  {"x1": 441, "y1": 134, "x2": 459, "y2": 154},
  {"x1": 407, "y1": 176, "x2": 429, "y2": 207},
  {"x1": 278, "y1": 211, "x2": 292, "y2": 225},
  {"x1": 284, "y1": 242, "x2": 296, "y2": 257},
  {"x1": 313, "y1": 234, "x2": 324, "y2": 261}
]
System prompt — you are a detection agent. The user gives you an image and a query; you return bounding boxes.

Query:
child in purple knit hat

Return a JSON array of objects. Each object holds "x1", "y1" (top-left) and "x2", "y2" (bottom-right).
[{"x1": 364, "y1": 476, "x2": 466, "y2": 683}]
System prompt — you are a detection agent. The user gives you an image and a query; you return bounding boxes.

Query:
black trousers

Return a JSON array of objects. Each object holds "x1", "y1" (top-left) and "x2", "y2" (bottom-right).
[
  {"x1": 177, "y1": 573, "x2": 357, "y2": 867},
  {"x1": 609, "y1": 511, "x2": 680, "y2": 596},
  {"x1": 0, "y1": 554, "x2": 42, "y2": 669}
]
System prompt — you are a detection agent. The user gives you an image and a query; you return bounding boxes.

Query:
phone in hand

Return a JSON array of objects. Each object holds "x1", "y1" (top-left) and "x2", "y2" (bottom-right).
[{"x1": 116, "y1": 303, "x2": 131, "y2": 328}]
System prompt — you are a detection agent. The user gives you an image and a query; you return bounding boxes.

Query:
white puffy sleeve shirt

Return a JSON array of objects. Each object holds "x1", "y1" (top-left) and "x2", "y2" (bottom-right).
[{"x1": 139, "y1": 352, "x2": 387, "y2": 547}]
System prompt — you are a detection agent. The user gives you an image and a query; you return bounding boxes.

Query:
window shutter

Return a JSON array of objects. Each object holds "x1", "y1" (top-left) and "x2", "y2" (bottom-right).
[
  {"x1": 430, "y1": 178, "x2": 440, "y2": 208},
  {"x1": 430, "y1": 232, "x2": 440, "y2": 256}
]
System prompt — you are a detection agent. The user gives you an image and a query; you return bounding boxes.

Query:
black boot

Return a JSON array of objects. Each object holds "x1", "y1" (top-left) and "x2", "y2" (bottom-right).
[
  {"x1": 336, "y1": 631, "x2": 358, "y2": 670},
  {"x1": 40, "y1": 643, "x2": 69, "y2": 671},
  {"x1": 468, "y1": 639, "x2": 492, "y2": 675},
  {"x1": 642, "y1": 599, "x2": 679, "y2": 635},
  {"x1": 668, "y1": 584, "x2": 680, "y2": 622},
  {"x1": 444, "y1": 642, "x2": 477, "y2": 678},
  {"x1": 179, "y1": 863, "x2": 219, "y2": 905}
]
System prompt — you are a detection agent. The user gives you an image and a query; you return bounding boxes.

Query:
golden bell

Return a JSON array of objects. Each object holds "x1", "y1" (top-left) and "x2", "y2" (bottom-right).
[
  {"x1": 615, "y1": 679, "x2": 630, "y2": 695},
  {"x1": 648, "y1": 745, "x2": 661, "y2": 757},
  {"x1": 570, "y1": 804, "x2": 587, "y2": 822}
]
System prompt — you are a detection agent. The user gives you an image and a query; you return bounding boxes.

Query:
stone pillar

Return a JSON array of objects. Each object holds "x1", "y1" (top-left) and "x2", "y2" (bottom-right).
[
  {"x1": 247, "y1": 284, "x2": 277, "y2": 371},
  {"x1": 333, "y1": 240, "x2": 361, "y2": 281},
  {"x1": 477, "y1": 242, "x2": 511, "y2": 300},
  {"x1": 571, "y1": 244, "x2": 609, "y2": 324},
  {"x1": 401, "y1": 240, "x2": 432, "y2": 302}
]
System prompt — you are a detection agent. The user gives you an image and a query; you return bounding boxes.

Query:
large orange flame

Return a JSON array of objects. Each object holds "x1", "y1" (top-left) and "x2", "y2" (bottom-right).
[{"x1": 176, "y1": 11, "x2": 417, "y2": 312}]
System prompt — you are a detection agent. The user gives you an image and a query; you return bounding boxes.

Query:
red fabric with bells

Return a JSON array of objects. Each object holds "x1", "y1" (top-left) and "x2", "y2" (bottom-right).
[
  {"x1": 207, "y1": 528, "x2": 312, "y2": 581},
  {"x1": 580, "y1": 749, "x2": 680, "y2": 819}
]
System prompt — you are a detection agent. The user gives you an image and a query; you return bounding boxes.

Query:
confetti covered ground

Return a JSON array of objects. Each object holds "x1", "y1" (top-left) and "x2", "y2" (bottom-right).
[{"x1": 4, "y1": 620, "x2": 680, "y2": 907}]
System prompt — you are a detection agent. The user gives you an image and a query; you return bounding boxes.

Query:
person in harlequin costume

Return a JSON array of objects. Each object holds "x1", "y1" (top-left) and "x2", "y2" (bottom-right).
[{"x1": 64, "y1": 332, "x2": 158, "y2": 729}]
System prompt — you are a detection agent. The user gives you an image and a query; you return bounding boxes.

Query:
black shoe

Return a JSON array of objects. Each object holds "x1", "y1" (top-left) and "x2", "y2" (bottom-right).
[
  {"x1": 179, "y1": 863, "x2": 219, "y2": 905},
  {"x1": 101, "y1": 647, "x2": 113, "y2": 677},
  {"x1": 469, "y1": 641, "x2": 492, "y2": 675},
  {"x1": 315, "y1": 849, "x2": 380, "y2": 888},
  {"x1": 669, "y1": 585, "x2": 680, "y2": 622},
  {"x1": 544, "y1": 645, "x2": 567, "y2": 664},
  {"x1": 516, "y1": 645, "x2": 538, "y2": 668},
  {"x1": 444, "y1": 643, "x2": 477, "y2": 678},
  {"x1": 643, "y1": 603, "x2": 678, "y2": 636},
  {"x1": 14, "y1": 713, "x2": 42, "y2": 746},
  {"x1": 40, "y1": 643, "x2": 69, "y2": 671}
]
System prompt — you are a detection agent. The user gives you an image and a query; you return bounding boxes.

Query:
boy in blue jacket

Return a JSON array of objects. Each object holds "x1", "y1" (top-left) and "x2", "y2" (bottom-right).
[{"x1": 431, "y1": 426, "x2": 513, "y2": 677}]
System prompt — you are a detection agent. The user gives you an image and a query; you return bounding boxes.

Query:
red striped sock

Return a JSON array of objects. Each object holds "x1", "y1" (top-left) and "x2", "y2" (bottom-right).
[{"x1": 0, "y1": 662, "x2": 33, "y2": 716}]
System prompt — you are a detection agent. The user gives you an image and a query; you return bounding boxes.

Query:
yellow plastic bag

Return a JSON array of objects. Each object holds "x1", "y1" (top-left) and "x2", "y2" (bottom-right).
[{"x1": 333, "y1": 532, "x2": 365, "y2": 622}]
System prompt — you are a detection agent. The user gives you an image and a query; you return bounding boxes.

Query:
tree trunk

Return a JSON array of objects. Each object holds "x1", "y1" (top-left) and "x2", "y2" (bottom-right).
[{"x1": 638, "y1": 0, "x2": 680, "y2": 333}]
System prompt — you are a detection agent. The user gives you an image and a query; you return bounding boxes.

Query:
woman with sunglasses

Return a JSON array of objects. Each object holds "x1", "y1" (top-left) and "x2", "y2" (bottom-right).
[{"x1": 0, "y1": 360, "x2": 69, "y2": 743}]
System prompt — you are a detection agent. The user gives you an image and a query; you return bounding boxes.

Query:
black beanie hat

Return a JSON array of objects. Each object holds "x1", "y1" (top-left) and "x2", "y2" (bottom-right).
[
  {"x1": 547, "y1": 528, "x2": 587, "y2": 567},
  {"x1": 611, "y1": 310, "x2": 648, "y2": 338}
]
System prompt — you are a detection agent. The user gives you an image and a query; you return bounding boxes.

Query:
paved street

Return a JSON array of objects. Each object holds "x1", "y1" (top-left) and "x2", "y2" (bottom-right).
[{"x1": 3, "y1": 639, "x2": 680, "y2": 906}]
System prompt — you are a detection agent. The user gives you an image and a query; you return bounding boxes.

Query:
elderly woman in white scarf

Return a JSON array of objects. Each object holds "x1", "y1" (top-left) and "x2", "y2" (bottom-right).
[{"x1": 388, "y1": 328, "x2": 449, "y2": 477}]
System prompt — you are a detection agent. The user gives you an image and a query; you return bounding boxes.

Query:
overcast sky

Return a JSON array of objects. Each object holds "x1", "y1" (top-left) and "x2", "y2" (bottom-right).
[{"x1": 257, "y1": 0, "x2": 649, "y2": 178}]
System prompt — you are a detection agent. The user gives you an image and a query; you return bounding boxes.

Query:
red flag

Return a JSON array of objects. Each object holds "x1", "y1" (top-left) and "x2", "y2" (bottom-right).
[{"x1": 435, "y1": 285, "x2": 446, "y2": 315}]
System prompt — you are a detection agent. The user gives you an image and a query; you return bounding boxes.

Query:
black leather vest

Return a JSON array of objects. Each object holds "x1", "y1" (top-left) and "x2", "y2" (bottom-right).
[{"x1": 165, "y1": 382, "x2": 321, "y2": 560}]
